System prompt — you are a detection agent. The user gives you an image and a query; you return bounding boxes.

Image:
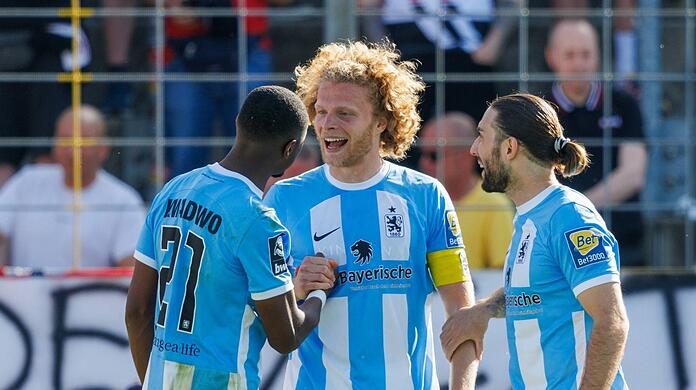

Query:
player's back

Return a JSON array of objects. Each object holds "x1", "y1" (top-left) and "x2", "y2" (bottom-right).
[{"x1": 136, "y1": 163, "x2": 292, "y2": 390}]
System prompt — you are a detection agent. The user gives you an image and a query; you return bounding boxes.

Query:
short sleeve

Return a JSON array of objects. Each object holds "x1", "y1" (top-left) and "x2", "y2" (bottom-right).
[
  {"x1": 238, "y1": 211, "x2": 293, "y2": 301},
  {"x1": 427, "y1": 181, "x2": 464, "y2": 252},
  {"x1": 0, "y1": 175, "x2": 19, "y2": 237},
  {"x1": 134, "y1": 209, "x2": 157, "y2": 269},
  {"x1": 550, "y1": 203, "x2": 621, "y2": 297},
  {"x1": 426, "y1": 181, "x2": 470, "y2": 286}
]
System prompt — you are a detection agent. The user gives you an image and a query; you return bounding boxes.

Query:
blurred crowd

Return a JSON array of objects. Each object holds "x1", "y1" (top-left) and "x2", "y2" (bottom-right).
[{"x1": 0, "y1": 0, "x2": 691, "y2": 269}]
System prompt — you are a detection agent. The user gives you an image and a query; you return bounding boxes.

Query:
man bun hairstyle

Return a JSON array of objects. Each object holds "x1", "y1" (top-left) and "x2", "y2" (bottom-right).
[
  {"x1": 237, "y1": 85, "x2": 309, "y2": 140},
  {"x1": 489, "y1": 93, "x2": 590, "y2": 177}
]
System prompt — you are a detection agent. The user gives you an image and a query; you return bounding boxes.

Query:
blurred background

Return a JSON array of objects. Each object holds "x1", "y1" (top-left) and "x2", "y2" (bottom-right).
[{"x1": 0, "y1": 1, "x2": 694, "y2": 389}]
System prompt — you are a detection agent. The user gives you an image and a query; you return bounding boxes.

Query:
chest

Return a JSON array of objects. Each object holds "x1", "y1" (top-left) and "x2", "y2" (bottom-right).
[{"x1": 504, "y1": 219, "x2": 564, "y2": 292}]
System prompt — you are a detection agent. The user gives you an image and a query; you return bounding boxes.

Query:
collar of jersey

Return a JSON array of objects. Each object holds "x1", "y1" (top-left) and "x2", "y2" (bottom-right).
[
  {"x1": 516, "y1": 184, "x2": 560, "y2": 215},
  {"x1": 208, "y1": 163, "x2": 264, "y2": 198},
  {"x1": 552, "y1": 81, "x2": 601, "y2": 112},
  {"x1": 323, "y1": 161, "x2": 390, "y2": 191}
]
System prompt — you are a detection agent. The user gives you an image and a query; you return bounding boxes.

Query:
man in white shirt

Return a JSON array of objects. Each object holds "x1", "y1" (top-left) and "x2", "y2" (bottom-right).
[{"x1": 0, "y1": 105, "x2": 145, "y2": 269}]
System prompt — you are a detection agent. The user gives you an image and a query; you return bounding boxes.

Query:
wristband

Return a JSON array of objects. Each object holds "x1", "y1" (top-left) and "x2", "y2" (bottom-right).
[{"x1": 306, "y1": 290, "x2": 327, "y2": 308}]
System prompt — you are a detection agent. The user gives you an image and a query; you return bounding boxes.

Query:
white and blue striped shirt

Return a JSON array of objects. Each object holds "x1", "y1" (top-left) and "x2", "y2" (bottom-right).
[
  {"x1": 264, "y1": 162, "x2": 466, "y2": 390},
  {"x1": 504, "y1": 185, "x2": 628, "y2": 389}
]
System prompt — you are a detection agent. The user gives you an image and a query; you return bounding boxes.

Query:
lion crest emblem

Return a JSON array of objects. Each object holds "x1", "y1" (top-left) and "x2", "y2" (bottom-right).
[{"x1": 351, "y1": 239, "x2": 373, "y2": 265}]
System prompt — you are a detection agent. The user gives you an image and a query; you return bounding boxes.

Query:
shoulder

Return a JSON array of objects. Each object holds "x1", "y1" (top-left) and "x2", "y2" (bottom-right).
[
  {"x1": 385, "y1": 162, "x2": 445, "y2": 195},
  {"x1": 14, "y1": 164, "x2": 62, "y2": 184},
  {"x1": 548, "y1": 186, "x2": 606, "y2": 230}
]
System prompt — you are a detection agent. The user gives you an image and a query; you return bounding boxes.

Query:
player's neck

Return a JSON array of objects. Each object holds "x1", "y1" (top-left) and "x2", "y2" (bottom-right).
[
  {"x1": 219, "y1": 152, "x2": 270, "y2": 192},
  {"x1": 506, "y1": 169, "x2": 558, "y2": 208},
  {"x1": 328, "y1": 155, "x2": 384, "y2": 183}
]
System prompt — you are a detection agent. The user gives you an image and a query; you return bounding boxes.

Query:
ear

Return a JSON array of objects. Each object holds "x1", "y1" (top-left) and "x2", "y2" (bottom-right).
[
  {"x1": 375, "y1": 115, "x2": 388, "y2": 134},
  {"x1": 283, "y1": 139, "x2": 298, "y2": 159},
  {"x1": 503, "y1": 137, "x2": 520, "y2": 161}
]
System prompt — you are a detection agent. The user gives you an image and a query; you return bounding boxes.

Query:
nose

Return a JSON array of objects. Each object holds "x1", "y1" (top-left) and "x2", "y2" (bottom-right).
[
  {"x1": 318, "y1": 112, "x2": 339, "y2": 132},
  {"x1": 470, "y1": 138, "x2": 480, "y2": 157}
]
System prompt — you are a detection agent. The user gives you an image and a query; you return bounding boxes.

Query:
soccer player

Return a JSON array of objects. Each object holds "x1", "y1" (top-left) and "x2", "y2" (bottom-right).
[
  {"x1": 264, "y1": 41, "x2": 479, "y2": 390},
  {"x1": 125, "y1": 86, "x2": 333, "y2": 390},
  {"x1": 440, "y1": 93, "x2": 630, "y2": 389}
]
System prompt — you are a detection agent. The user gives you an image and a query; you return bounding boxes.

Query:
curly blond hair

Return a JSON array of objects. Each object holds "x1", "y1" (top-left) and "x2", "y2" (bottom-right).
[{"x1": 294, "y1": 40, "x2": 425, "y2": 160}]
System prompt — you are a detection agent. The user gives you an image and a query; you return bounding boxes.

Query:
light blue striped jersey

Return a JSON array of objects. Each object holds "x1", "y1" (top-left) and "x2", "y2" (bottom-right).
[
  {"x1": 264, "y1": 162, "x2": 465, "y2": 390},
  {"x1": 504, "y1": 185, "x2": 627, "y2": 389},
  {"x1": 134, "y1": 163, "x2": 294, "y2": 390}
]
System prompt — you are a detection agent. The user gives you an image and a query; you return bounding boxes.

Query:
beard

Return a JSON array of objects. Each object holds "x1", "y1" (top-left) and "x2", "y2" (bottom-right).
[
  {"x1": 481, "y1": 145, "x2": 511, "y2": 193},
  {"x1": 320, "y1": 122, "x2": 376, "y2": 168}
]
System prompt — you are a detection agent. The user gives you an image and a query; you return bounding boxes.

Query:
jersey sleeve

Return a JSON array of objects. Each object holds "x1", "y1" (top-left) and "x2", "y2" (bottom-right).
[
  {"x1": 426, "y1": 181, "x2": 471, "y2": 287},
  {"x1": 238, "y1": 211, "x2": 294, "y2": 301},
  {"x1": 133, "y1": 208, "x2": 158, "y2": 269},
  {"x1": 550, "y1": 203, "x2": 621, "y2": 297}
]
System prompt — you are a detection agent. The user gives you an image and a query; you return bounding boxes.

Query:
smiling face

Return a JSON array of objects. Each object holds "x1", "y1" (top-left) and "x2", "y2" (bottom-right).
[
  {"x1": 313, "y1": 82, "x2": 385, "y2": 169},
  {"x1": 470, "y1": 107, "x2": 512, "y2": 193}
]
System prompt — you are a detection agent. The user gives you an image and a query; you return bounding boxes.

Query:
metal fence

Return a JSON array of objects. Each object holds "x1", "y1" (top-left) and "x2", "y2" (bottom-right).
[{"x1": 0, "y1": 0, "x2": 693, "y2": 269}]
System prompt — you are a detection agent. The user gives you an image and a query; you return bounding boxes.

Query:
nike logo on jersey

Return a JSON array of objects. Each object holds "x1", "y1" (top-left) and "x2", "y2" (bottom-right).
[{"x1": 313, "y1": 227, "x2": 341, "y2": 242}]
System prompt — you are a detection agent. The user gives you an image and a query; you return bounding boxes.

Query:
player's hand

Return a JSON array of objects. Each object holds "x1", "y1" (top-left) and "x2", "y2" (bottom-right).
[
  {"x1": 440, "y1": 304, "x2": 489, "y2": 361},
  {"x1": 293, "y1": 252, "x2": 338, "y2": 300}
]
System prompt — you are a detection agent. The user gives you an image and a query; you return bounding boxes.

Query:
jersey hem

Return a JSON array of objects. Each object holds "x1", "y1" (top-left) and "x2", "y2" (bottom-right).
[
  {"x1": 572, "y1": 273, "x2": 620, "y2": 297},
  {"x1": 251, "y1": 281, "x2": 294, "y2": 301},
  {"x1": 134, "y1": 250, "x2": 157, "y2": 269}
]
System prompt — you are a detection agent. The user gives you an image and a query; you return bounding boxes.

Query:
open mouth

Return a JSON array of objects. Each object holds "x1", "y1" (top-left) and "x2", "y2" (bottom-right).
[{"x1": 324, "y1": 137, "x2": 348, "y2": 151}]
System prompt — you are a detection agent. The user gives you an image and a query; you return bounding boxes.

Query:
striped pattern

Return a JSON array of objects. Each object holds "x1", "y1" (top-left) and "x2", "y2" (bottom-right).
[
  {"x1": 514, "y1": 319, "x2": 547, "y2": 390},
  {"x1": 382, "y1": 294, "x2": 413, "y2": 390},
  {"x1": 318, "y1": 297, "x2": 352, "y2": 389}
]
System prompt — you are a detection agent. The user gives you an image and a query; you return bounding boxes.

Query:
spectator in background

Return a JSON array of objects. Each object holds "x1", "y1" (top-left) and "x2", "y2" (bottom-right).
[
  {"x1": 381, "y1": 0, "x2": 518, "y2": 124},
  {"x1": 551, "y1": 0, "x2": 638, "y2": 91},
  {"x1": 0, "y1": 105, "x2": 145, "y2": 269},
  {"x1": 0, "y1": 0, "x2": 92, "y2": 186},
  {"x1": 159, "y1": 0, "x2": 292, "y2": 177},
  {"x1": 546, "y1": 19, "x2": 647, "y2": 266},
  {"x1": 418, "y1": 113, "x2": 514, "y2": 269},
  {"x1": 264, "y1": 139, "x2": 320, "y2": 193},
  {"x1": 102, "y1": 0, "x2": 138, "y2": 114}
]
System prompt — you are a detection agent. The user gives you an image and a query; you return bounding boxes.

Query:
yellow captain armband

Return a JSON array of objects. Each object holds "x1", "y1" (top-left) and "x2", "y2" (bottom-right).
[{"x1": 427, "y1": 248, "x2": 471, "y2": 287}]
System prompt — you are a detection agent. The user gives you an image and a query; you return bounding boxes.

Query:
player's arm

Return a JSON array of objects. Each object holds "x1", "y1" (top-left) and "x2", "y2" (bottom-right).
[
  {"x1": 438, "y1": 281, "x2": 479, "y2": 390},
  {"x1": 441, "y1": 288, "x2": 505, "y2": 360},
  {"x1": 429, "y1": 248, "x2": 479, "y2": 390},
  {"x1": 254, "y1": 288, "x2": 327, "y2": 354},
  {"x1": 125, "y1": 260, "x2": 158, "y2": 383},
  {"x1": 585, "y1": 142, "x2": 646, "y2": 207},
  {"x1": 577, "y1": 282, "x2": 629, "y2": 389},
  {"x1": 117, "y1": 255, "x2": 136, "y2": 267}
]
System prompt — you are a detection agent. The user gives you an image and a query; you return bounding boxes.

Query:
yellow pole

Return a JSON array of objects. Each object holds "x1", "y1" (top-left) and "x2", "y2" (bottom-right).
[{"x1": 70, "y1": 0, "x2": 82, "y2": 271}]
